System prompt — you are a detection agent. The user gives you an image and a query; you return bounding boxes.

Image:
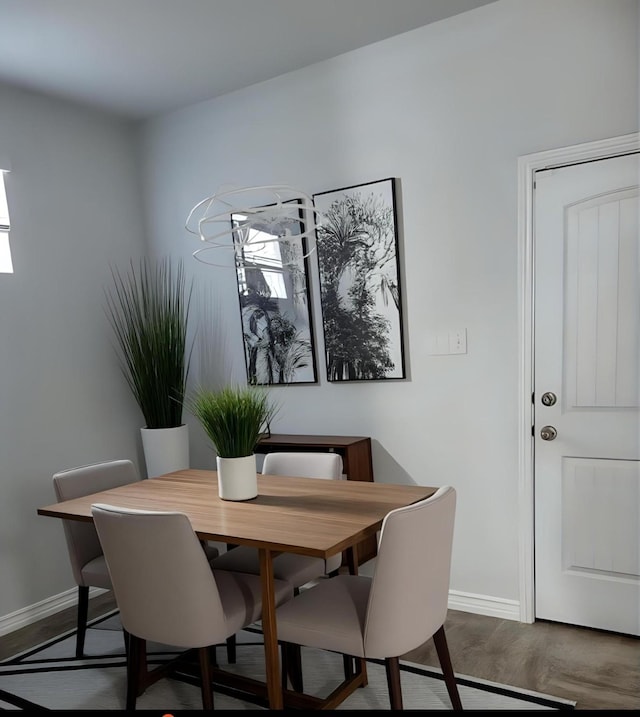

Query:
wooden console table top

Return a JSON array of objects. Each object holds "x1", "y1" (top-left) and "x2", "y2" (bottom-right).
[{"x1": 257, "y1": 433, "x2": 370, "y2": 448}]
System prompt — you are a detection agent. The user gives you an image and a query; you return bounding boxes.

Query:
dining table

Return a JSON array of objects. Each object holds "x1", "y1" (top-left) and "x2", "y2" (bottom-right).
[{"x1": 37, "y1": 468, "x2": 436, "y2": 710}]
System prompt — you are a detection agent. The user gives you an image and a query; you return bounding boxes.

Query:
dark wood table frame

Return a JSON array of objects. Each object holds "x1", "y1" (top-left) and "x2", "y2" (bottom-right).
[{"x1": 38, "y1": 469, "x2": 434, "y2": 710}]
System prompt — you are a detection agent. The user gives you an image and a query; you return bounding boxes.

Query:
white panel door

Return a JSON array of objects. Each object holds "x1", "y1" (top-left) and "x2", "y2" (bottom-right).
[{"x1": 534, "y1": 152, "x2": 639, "y2": 635}]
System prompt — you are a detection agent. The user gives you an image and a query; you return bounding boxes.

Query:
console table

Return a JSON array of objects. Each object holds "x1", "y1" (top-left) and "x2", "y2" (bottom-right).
[{"x1": 255, "y1": 433, "x2": 377, "y2": 564}]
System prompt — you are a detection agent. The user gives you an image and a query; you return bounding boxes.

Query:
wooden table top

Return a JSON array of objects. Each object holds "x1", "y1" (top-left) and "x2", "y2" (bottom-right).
[{"x1": 38, "y1": 469, "x2": 435, "y2": 559}]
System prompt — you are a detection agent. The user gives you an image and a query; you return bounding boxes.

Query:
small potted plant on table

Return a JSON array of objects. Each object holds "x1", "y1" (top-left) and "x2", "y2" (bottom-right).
[{"x1": 189, "y1": 384, "x2": 278, "y2": 500}]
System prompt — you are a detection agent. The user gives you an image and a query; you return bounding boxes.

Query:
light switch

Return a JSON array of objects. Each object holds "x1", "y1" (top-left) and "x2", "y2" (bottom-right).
[
  {"x1": 428, "y1": 329, "x2": 467, "y2": 355},
  {"x1": 449, "y1": 328, "x2": 467, "y2": 354}
]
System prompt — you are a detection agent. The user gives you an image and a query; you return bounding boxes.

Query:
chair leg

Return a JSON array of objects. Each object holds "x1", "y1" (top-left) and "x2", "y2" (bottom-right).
[
  {"x1": 385, "y1": 656, "x2": 403, "y2": 710},
  {"x1": 281, "y1": 642, "x2": 303, "y2": 692},
  {"x1": 280, "y1": 643, "x2": 288, "y2": 691},
  {"x1": 433, "y1": 626, "x2": 463, "y2": 710},
  {"x1": 126, "y1": 634, "x2": 143, "y2": 710},
  {"x1": 226, "y1": 635, "x2": 236, "y2": 663},
  {"x1": 122, "y1": 627, "x2": 130, "y2": 658},
  {"x1": 198, "y1": 646, "x2": 214, "y2": 710},
  {"x1": 76, "y1": 585, "x2": 89, "y2": 658},
  {"x1": 343, "y1": 654, "x2": 354, "y2": 680}
]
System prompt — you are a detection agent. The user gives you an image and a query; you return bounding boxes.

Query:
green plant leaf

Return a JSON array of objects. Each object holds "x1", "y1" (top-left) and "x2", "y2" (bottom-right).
[
  {"x1": 105, "y1": 257, "x2": 194, "y2": 429},
  {"x1": 187, "y1": 384, "x2": 278, "y2": 458}
]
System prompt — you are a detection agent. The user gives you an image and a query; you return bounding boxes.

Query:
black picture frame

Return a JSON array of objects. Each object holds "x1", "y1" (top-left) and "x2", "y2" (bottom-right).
[
  {"x1": 232, "y1": 201, "x2": 318, "y2": 385},
  {"x1": 313, "y1": 178, "x2": 406, "y2": 381}
]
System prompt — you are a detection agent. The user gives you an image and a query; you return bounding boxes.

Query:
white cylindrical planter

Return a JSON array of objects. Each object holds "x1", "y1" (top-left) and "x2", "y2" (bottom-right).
[
  {"x1": 216, "y1": 454, "x2": 258, "y2": 501},
  {"x1": 140, "y1": 424, "x2": 190, "y2": 478}
]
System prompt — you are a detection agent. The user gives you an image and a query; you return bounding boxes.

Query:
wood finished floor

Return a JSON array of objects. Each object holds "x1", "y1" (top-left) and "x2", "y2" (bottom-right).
[{"x1": 1, "y1": 592, "x2": 638, "y2": 710}]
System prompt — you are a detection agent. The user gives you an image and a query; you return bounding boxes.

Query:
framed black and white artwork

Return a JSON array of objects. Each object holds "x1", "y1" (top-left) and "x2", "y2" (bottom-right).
[
  {"x1": 232, "y1": 202, "x2": 318, "y2": 385},
  {"x1": 313, "y1": 178, "x2": 406, "y2": 381}
]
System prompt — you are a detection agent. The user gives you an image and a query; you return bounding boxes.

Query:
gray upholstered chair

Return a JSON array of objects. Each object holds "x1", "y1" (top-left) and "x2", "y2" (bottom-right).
[
  {"x1": 274, "y1": 485, "x2": 462, "y2": 710},
  {"x1": 52, "y1": 459, "x2": 143, "y2": 658},
  {"x1": 91, "y1": 503, "x2": 293, "y2": 710},
  {"x1": 52, "y1": 459, "x2": 218, "y2": 658},
  {"x1": 213, "y1": 451, "x2": 345, "y2": 587}
]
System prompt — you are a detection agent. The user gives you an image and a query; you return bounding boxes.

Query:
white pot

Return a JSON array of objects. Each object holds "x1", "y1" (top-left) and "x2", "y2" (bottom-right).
[
  {"x1": 140, "y1": 424, "x2": 189, "y2": 478},
  {"x1": 216, "y1": 454, "x2": 258, "y2": 501}
]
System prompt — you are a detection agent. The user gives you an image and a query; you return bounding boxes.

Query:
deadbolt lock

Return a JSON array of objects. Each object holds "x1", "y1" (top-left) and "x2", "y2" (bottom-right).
[
  {"x1": 541, "y1": 392, "x2": 557, "y2": 406},
  {"x1": 540, "y1": 425, "x2": 557, "y2": 441}
]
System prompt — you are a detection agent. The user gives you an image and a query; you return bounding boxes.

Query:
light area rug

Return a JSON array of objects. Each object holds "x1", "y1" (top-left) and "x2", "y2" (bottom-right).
[{"x1": 0, "y1": 611, "x2": 575, "y2": 711}]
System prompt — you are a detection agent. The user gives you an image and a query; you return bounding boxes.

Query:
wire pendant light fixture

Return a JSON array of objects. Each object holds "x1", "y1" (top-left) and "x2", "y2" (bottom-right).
[{"x1": 185, "y1": 184, "x2": 322, "y2": 268}]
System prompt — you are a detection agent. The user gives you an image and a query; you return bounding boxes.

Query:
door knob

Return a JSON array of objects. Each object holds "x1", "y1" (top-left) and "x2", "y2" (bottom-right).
[
  {"x1": 540, "y1": 425, "x2": 557, "y2": 441},
  {"x1": 541, "y1": 392, "x2": 557, "y2": 406}
]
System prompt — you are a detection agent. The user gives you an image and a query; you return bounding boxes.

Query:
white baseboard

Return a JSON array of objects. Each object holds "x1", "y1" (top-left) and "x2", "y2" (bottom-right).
[
  {"x1": 0, "y1": 587, "x2": 108, "y2": 637},
  {"x1": 0, "y1": 584, "x2": 521, "y2": 638},
  {"x1": 358, "y1": 558, "x2": 522, "y2": 622},
  {"x1": 448, "y1": 589, "x2": 521, "y2": 621}
]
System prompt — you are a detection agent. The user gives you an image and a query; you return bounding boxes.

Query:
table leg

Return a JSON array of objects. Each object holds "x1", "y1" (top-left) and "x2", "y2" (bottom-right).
[
  {"x1": 259, "y1": 547, "x2": 282, "y2": 709},
  {"x1": 345, "y1": 544, "x2": 359, "y2": 575}
]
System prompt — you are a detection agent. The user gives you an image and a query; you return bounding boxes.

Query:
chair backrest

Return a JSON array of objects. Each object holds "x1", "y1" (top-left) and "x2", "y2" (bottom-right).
[
  {"x1": 364, "y1": 485, "x2": 456, "y2": 658},
  {"x1": 52, "y1": 459, "x2": 140, "y2": 586},
  {"x1": 261, "y1": 451, "x2": 343, "y2": 480},
  {"x1": 91, "y1": 503, "x2": 228, "y2": 648},
  {"x1": 263, "y1": 451, "x2": 345, "y2": 573}
]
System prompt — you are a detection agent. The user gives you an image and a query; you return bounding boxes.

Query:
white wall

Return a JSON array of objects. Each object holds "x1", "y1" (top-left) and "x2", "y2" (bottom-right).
[
  {"x1": 0, "y1": 83, "x2": 147, "y2": 621},
  {"x1": 139, "y1": 0, "x2": 638, "y2": 611}
]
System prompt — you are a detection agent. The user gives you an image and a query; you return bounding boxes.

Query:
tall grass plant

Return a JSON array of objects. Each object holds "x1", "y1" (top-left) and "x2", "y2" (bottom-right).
[{"x1": 105, "y1": 258, "x2": 193, "y2": 429}]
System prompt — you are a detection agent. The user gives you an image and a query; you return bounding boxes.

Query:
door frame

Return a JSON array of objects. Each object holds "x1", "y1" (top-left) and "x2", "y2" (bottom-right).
[{"x1": 516, "y1": 131, "x2": 639, "y2": 623}]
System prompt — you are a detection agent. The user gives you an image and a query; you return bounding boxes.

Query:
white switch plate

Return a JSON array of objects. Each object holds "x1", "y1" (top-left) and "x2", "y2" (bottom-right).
[
  {"x1": 449, "y1": 328, "x2": 467, "y2": 354},
  {"x1": 427, "y1": 328, "x2": 467, "y2": 355}
]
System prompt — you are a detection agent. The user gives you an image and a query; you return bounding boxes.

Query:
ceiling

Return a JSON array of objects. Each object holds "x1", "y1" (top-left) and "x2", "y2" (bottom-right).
[{"x1": 0, "y1": 0, "x2": 495, "y2": 120}]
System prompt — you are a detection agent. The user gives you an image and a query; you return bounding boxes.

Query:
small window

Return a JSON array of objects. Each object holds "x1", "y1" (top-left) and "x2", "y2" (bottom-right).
[{"x1": 0, "y1": 169, "x2": 12, "y2": 273}]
